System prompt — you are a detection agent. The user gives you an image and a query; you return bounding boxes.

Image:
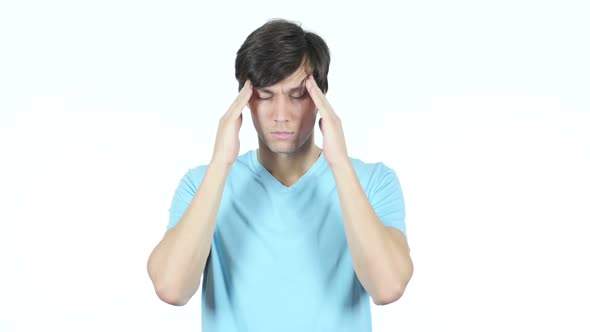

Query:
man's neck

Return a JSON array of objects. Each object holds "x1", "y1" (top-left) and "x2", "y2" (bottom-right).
[{"x1": 257, "y1": 141, "x2": 322, "y2": 187}]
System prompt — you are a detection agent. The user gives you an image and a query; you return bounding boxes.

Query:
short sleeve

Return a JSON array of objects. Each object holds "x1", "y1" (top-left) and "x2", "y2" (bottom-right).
[
  {"x1": 369, "y1": 163, "x2": 407, "y2": 236},
  {"x1": 166, "y1": 166, "x2": 208, "y2": 232}
]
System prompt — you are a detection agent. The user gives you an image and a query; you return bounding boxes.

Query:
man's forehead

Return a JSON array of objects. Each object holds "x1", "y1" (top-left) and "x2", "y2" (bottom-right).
[{"x1": 257, "y1": 75, "x2": 309, "y2": 94}]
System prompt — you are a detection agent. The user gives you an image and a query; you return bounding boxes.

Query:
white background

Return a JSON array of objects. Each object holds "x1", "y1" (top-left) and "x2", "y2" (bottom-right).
[{"x1": 1, "y1": 0, "x2": 589, "y2": 331}]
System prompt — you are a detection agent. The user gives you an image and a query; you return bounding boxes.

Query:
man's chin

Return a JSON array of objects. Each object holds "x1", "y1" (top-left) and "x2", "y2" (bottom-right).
[{"x1": 265, "y1": 142, "x2": 298, "y2": 154}]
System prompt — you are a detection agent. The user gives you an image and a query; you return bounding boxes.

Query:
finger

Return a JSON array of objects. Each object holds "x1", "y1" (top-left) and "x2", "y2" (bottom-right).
[
  {"x1": 228, "y1": 80, "x2": 253, "y2": 117},
  {"x1": 234, "y1": 80, "x2": 253, "y2": 112},
  {"x1": 305, "y1": 76, "x2": 332, "y2": 117}
]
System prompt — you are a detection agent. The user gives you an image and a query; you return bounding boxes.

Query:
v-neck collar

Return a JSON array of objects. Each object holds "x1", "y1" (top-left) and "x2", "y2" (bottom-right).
[{"x1": 249, "y1": 148, "x2": 327, "y2": 193}]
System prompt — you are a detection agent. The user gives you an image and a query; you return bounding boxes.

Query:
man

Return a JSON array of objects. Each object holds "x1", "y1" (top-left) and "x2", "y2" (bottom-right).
[{"x1": 147, "y1": 19, "x2": 413, "y2": 332}]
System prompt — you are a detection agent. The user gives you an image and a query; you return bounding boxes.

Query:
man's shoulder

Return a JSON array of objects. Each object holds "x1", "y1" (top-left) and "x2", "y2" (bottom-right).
[
  {"x1": 348, "y1": 155, "x2": 396, "y2": 177},
  {"x1": 183, "y1": 149, "x2": 255, "y2": 181}
]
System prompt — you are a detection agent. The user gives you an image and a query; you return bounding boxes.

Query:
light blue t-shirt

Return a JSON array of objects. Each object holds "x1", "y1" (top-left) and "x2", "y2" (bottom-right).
[{"x1": 167, "y1": 149, "x2": 407, "y2": 332}]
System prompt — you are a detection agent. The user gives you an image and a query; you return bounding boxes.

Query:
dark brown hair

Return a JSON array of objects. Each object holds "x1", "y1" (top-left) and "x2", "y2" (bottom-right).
[{"x1": 235, "y1": 19, "x2": 330, "y2": 93}]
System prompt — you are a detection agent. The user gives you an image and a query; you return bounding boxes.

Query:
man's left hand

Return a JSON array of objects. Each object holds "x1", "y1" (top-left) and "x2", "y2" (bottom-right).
[{"x1": 305, "y1": 75, "x2": 349, "y2": 167}]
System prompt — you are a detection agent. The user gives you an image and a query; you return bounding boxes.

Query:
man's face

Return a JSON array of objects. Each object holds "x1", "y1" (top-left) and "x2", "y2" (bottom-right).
[{"x1": 248, "y1": 65, "x2": 318, "y2": 154}]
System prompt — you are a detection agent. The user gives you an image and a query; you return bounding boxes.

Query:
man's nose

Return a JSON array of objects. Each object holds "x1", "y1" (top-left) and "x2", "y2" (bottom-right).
[{"x1": 273, "y1": 97, "x2": 290, "y2": 122}]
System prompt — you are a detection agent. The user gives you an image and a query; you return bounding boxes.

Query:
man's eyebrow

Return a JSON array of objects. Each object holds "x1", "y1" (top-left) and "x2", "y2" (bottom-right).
[{"x1": 257, "y1": 78, "x2": 307, "y2": 95}]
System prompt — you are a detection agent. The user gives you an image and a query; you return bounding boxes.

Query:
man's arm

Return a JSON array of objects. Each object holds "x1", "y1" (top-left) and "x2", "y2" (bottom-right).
[
  {"x1": 147, "y1": 162, "x2": 230, "y2": 306},
  {"x1": 147, "y1": 80, "x2": 253, "y2": 306},
  {"x1": 332, "y1": 162, "x2": 413, "y2": 305},
  {"x1": 303, "y1": 75, "x2": 413, "y2": 304}
]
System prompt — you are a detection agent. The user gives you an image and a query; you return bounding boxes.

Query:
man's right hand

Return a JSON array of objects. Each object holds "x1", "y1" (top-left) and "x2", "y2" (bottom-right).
[
  {"x1": 211, "y1": 80, "x2": 253, "y2": 167},
  {"x1": 148, "y1": 83, "x2": 253, "y2": 305}
]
